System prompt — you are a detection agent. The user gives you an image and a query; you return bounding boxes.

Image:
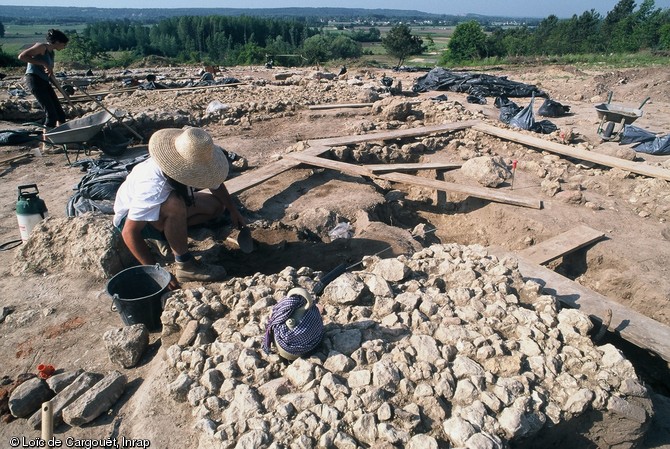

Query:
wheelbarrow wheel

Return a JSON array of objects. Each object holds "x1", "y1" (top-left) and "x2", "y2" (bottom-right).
[{"x1": 603, "y1": 121, "x2": 615, "y2": 139}]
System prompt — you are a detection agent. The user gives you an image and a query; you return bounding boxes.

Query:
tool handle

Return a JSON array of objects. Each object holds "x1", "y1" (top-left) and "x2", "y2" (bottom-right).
[
  {"x1": 50, "y1": 74, "x2": 73, "y2": 107},
  {"x1": 638, "y1": 97, "x2": 651, "y2": 110},
  {"x1": 313, "y1": 262, "x2": 348, "y2": 296},
  {"x1": 18, "y1": 184, "x2": 39, "y2": 196},
  {"x1": 75, "y1": 86, "x2": 145, "y2": 142}
]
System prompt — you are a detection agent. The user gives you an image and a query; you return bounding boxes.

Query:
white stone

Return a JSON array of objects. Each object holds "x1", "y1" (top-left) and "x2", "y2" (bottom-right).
[
  {"x1": 348, "y1": 369, "x2": 372, "y2": 388},
  {"x1": 410, "y1": 335, "x2": 441, "y2": 362},
  {"x1": 371, "y1": 258, "x2": 409, "y2": 282},
  {"x1": 443, "y1": 416, "x2": 476, "y2": 446},
  {"x1": 352, "y1": 413, "x2": 378, "y2": 444},
  {"x1": 563, "y1": 388, "x2": 594, "y2": 414},
  {"x1": 285, "y1": 358, "x2": 315, "y2": 388},
  {"x1": 408, "y1": 434, "x2": 439, "y2": 449},
  {"x1": 453, "y1": 356, "x2": 485, "y2": 379}
]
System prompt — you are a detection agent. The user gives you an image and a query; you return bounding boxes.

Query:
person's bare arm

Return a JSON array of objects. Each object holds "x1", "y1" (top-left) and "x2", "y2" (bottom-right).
[
  {"x1": 18, "y1": 43, "x2": 52, "y2": 76},
  {"x1": 121, "y1": 219, "x2": 155, "y2": 266},
  {"x1": 211, "y1": 183, "x2": 245, "y2": 228},
  {"x1": 121, "y1": 218, "x2": 180, "y2": 290}
]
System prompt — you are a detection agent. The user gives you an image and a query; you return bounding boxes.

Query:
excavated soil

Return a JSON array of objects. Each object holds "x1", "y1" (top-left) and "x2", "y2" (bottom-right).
[{"x1": 0, "y1": 63, "x2": 669, "y2": 447}]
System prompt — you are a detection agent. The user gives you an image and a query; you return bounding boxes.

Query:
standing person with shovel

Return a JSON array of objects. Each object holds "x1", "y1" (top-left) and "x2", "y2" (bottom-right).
[{"x1": 18, "y1": 29, "x2": 70, "y2": 136}]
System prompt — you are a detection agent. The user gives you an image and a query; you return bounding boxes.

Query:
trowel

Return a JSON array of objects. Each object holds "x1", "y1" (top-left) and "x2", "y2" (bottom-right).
[{"x1": 227, "y1": 226, "x2": 254, "y2": 254}]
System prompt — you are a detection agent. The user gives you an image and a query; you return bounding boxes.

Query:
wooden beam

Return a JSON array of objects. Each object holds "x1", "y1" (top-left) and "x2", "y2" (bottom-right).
[
  {"x1": 518, "y1": 225, "x2": 606, "y2": 265},
  {"x1": 288, "y1": 153, "x2": 373, "y2": 177},
  {"x1": 301, "y1": 145, "x2": 333, "y2": 157},
  {"x1": 309, "y1": 100, "x2": 423, "y2": 111},
  {"x1": 57, "y1": 87, "x2": 137, "y2": 102},
  {"x1": 309, "y1": 103, "x2": 373, "y2": 110},
  {"x1": 0, "y1": 152, "x2": 33, "y2": 165},
  {"x1": 488, "y1": 247, "x2": 670, "y2": 363},
  {"x1": 364, "y1": 162, "x2": 461, "y2": 173},
  {"x1": 289, "y1": 153, "x2": 542, "y2": 209},
  {"x1": 309, "y1": 120, "x2": 479, "y2": 147},
  {"x1": 378, "y1": 171, "x2": 542, "y2": 209},
  {"x1": 154, "y1": 82, "x2": 244, "y2": 93},
  {"x1": 474, "y1": 123, "x2": 670, "y2": 182},
  {"x1": 226, "y1": 158, "x2": 302, "y2": 194}
]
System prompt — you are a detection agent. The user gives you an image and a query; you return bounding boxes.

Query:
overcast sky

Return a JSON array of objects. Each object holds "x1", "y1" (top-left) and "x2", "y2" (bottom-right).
[{"x1": 2, "y1": 0, "x2": 670, "y2": 18}]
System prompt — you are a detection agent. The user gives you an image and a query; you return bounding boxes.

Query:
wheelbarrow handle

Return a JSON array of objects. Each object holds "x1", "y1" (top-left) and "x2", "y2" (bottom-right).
[
  {"x1": 75, "y1": 86, "x2": 144, "y2": 143},
  {"x1": 639, "y1": 97, "x2": 651, "y2": 110}
]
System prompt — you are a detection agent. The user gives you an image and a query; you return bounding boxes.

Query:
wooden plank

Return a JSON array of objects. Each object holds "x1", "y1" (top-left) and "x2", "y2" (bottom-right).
[
  {"x1": 364, "y1": 162, "x2": 461, "y2": 173},
  {"x1": 289, "y1": 154, "x2": 542, "y2": 209},
  {"x1": 378, "y1": 171, "x2": 542, "y2": 209},
  {"x1": 488, "y1": 247, "x2": 670, "y2": 363},
  {"x1": 309, "y1": 103, "x2": 373, "y2": 110},
  {"x1": 301, "y1": 145, "x2": 333, "y2": 157},
  {"x1": 518, "y1": 225, "x2": 606, "y2": 265},
  {"x1": 309, "y1": 100, "x2": 423, "y2": 111},
  {"x1": 226, "y1": 158, "x2": 302, "y2": 194},
  {"x1": 474, "y1": 123, "x2": 670, "y2": 182},
  {"x1": 288, "y1": 153, "x2": 373, "y2": 177},
  {"x1": 310, "y1": 120, "x2": 479, "y2": 147},
  {"x1": 155, "y1": 83, "x2": 245, "y2": 93},
  {"x1": 0, "y1": 152, "x2": 32, "y2": 165},
  {"x1": 57, "y1": 87, "x2": 137, "y2": 102}
]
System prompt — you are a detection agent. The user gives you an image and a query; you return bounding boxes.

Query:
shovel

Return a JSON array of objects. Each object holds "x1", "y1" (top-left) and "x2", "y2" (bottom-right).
[{"x1": 227, "y1": 226, "x2": 254, "y2": 254}]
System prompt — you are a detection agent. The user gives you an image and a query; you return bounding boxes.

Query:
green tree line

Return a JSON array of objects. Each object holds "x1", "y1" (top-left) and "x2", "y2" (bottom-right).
[
  {"x1": 443, "y1": 0, "x2": 670, "y2": 63},
  {"x1": 78, "y1": 15, "x2": 366, "y2": 66}
]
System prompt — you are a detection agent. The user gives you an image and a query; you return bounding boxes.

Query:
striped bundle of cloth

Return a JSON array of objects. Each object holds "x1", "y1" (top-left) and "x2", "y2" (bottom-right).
[{"x1": 262, "y1": 291, "x2": 324, "y2": 358}]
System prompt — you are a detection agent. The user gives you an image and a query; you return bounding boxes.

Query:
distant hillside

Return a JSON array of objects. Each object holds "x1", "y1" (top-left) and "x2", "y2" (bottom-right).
[{"x1": 0, "y1": 5, "x2": 534, "y2": 24}]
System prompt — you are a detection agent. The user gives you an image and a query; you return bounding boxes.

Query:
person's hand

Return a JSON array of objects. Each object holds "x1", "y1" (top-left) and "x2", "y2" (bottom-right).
[
  {"x1": 231, "y1": 209, "x2": 246, "y2": 230},
  {"x1": 168, "y1": 273, "x2": 181, "y2": 291},
  {"x1": 44, "y1": 65, "x2": 54, "y2": 77}
]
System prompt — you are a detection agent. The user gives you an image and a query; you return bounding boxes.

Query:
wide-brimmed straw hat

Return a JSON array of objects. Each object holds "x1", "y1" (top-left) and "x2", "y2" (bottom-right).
[{"x1": 149, "y1": 127, "x2": 229, "y2": 189}]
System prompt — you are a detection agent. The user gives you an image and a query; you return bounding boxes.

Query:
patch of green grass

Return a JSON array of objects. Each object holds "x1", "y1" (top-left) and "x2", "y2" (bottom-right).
[{"x1": 1, "y1": 23, "x2": 88, "y2": 53}]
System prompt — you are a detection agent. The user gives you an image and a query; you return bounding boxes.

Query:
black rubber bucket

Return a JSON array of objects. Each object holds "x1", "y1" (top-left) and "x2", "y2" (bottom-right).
[{"x1": 106, "y1": 264, "x2": 171, "y2": 331}]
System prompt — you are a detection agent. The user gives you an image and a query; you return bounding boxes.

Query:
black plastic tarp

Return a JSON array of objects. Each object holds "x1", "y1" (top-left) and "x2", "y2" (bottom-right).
[
  {"x1": 0, "y1": 130, "x2": 38, "y2": 146},
  {"x1": 619, "y1": 125, "x2": 657, "y2": 145},
  {"x1": 538, "y1": 98, "x2": 571, "y2": 117},
  {"x1": 66, "y1": 155, "x2": 149, "y2": 218},
  {"x1": 496, "y1": 97, "x2": 523, "y2": 124},
  {"x1": 618, "y1": 125, "x2": 670, "y2": 155},
  {"x1": 412, "y1": 68, "x2": 547, "y2": 98},
  {"x1": 499, "y1": 95, "x2": 557, "y2": 134},
  {"x1": 634, "y1": 135, "x2": 670, "y2": 155}
]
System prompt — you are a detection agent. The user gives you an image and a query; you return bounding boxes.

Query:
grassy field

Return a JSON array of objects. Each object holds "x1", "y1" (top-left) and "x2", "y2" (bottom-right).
[
  {"x1": 1, "y1": 23, "x2": 88, "y2": 54},
  {"x1": 336, "y1": 25, "x2": 454, "y2": 67}
]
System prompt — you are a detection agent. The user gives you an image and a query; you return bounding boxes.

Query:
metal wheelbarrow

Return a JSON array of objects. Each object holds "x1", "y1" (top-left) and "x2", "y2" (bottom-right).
[
  {"x1": 43, "y1": 110, "x2": 115, "y2": 165},
  {"x1": 595, "y1": 92, "x2": 650, "y2": 141}
]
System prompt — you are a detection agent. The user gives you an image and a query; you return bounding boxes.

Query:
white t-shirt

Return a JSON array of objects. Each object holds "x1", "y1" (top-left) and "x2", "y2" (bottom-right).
[{"x1": 113, "y1": 158, "x2": 173, "y2": 227}]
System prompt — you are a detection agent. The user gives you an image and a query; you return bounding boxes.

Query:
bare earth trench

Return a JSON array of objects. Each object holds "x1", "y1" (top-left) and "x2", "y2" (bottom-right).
[{"x1": 0, "y1": 63, "x2": 669, "y2": 447}]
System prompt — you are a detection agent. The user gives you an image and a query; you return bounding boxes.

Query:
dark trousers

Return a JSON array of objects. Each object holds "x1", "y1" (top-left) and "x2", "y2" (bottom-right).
[{"x1": 24, "y1": 74, "x2": 66, "y2": 128}]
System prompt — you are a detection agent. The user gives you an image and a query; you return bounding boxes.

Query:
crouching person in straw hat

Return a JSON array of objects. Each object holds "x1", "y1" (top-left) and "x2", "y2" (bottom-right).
[{"x1": 113, "y1": 127, "x2": 245, "y2": 286}]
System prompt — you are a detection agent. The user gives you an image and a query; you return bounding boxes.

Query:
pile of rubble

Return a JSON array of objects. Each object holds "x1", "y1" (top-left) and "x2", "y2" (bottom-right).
[{"x1": 160, "y1": 243, "x2": 653, "y2": 449}]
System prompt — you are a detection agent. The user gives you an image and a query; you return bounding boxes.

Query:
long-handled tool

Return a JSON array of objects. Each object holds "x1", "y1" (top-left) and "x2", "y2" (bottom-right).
[
  {"x1": 313, "y1": 226, "x2": 440, "y2": 294},
  {"x1": 50, "y1": 74, "x2": 74, "y2": 108},
  {"x1": 75, "y1": 86, "x2": 144, "y2": 142}
]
